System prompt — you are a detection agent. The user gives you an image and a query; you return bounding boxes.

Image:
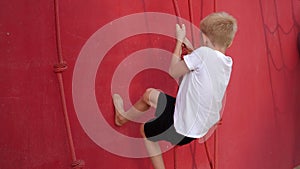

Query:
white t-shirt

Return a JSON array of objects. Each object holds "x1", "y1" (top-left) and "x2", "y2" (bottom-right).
[{"x1": 173, "y1": 46, "x2": 233, "y2": 138}]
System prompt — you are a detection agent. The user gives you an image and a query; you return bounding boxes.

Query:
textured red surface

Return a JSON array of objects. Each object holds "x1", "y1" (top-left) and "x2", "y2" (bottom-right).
[{"x1": 1, "y1": 0, "x2": 300, "y2": 169}]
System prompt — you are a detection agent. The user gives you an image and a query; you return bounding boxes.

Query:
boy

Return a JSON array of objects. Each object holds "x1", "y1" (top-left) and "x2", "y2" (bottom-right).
[{"x1": 113, "y1": 12, "x2": 237, "y2": 169}]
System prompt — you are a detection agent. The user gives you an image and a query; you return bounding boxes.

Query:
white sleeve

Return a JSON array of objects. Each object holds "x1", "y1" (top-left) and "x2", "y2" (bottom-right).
[{"x1": 183, "y1": 47, "x2": 206, "y2": 71}]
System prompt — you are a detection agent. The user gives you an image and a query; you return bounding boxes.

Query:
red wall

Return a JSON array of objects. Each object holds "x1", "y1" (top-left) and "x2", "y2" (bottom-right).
[{"x1": 1, "y1": 0, "x2": 300, "y2": 169}]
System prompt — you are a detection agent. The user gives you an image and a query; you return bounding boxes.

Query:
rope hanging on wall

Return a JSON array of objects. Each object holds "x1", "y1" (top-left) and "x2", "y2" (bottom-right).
[{"x1": 171, "y1": 0, "x2": 218, "y2": 169}]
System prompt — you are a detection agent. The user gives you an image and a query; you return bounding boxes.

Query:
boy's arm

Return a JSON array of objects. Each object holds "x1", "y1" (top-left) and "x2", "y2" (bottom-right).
[{"x1": 168, "y1": 24, "x2": 190, "y2": 79}]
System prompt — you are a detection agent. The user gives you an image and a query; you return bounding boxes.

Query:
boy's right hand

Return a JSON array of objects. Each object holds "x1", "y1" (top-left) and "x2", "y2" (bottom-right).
[
  {"x1": 176, "y1": 24, "x2": 186, "y2": 42},
  {"x1": 183, "y1": 37, "x2": 194, "y2": 51}
]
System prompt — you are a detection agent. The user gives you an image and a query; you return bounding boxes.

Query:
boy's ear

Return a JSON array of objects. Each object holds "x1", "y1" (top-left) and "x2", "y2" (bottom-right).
[
  {"x1": 227, "y1": 41, "x2": 233, "y2": 48},
  {"x1": 201, "y1": 33, "x2": 209, "y2": 45}
]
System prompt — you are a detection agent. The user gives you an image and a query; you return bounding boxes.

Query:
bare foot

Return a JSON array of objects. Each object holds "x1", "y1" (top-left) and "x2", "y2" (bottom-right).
[{"x1": 112, "y1": 94, "x2": 127, "y2": 126}]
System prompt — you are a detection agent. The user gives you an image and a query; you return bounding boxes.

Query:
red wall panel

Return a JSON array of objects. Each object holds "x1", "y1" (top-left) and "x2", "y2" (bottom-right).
[{"x1": 0, "y1": 0, "x2": 299, "y2": 169}]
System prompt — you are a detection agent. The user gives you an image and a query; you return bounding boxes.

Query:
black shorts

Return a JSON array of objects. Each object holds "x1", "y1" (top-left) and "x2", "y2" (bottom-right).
[{"x1": 144, "y1": 93, "x2": 196, "y2": 146}]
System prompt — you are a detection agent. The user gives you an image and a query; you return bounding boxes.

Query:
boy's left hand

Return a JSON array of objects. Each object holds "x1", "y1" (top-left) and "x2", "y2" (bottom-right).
[{"x1": 176, "y1": 24, "x2": 186, "y2": 42}]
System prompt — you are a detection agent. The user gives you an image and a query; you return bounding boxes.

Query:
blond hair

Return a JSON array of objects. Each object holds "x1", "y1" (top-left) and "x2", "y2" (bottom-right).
[{"x1": 200, "y1": 12, "x2": 237, "y2": 49}]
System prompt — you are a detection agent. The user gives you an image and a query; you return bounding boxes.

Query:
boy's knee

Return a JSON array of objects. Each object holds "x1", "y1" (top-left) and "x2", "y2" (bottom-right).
[{"x1": 143, "y1": 88, "x2": 155, "y2": 103}]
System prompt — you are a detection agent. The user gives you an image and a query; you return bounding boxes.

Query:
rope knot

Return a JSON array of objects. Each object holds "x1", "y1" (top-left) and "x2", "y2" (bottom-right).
[
  {"x1": 71, "y1": 160, "x2": 85, "y2": 169},
  {"x1": 54, "y1": 62, "x2": 68, "y2": 73}
]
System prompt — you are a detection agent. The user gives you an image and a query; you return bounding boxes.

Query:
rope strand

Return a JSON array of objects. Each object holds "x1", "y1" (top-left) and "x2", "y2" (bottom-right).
[{"x1": 53, "y1": 0, "x2": 85, "y2": 168}]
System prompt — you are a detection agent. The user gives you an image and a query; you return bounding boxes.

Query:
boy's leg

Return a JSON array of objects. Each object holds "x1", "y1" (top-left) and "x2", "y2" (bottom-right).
[
  {"x1": 113, "y1": 88, "x2": 160, "y2": 126},
  {"x1": 113, "y1": 88, "x2": 165, "y2": 169},
  {"x1": 140, "y1": 124, "x2": 165, "y2": 169}
]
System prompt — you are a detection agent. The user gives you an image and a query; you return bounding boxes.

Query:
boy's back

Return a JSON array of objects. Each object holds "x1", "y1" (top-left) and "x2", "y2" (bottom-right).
[{"x1": 174, "y1": 46, "x2": 233, "y2": 138}]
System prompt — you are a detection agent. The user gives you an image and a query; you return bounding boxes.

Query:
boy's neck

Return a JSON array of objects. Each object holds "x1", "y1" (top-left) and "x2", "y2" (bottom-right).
[
  {"x1": 214, "y1": 47, "x2": 226, "y2": 54},
  {"x1": 204, "y1": 45, "x2": 226, "y2": 54},
  {"x1": 202, "y1": 39, "x2": 226, "y2": 54}
]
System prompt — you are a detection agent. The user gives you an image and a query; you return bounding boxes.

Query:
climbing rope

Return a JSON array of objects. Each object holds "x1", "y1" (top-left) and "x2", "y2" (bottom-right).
[
  {"x1": 171, "y1": 0, "x2": 218, "y2": 169},
  {"x1": 188, "y1": 0, "x2": 195, "y2": 46},
  {"x1": 172, "y1": 0, "x2": 182, "y2": 25},
  {"x1": 53, "y1": 0, "x2": 85, "y2": 168}
]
